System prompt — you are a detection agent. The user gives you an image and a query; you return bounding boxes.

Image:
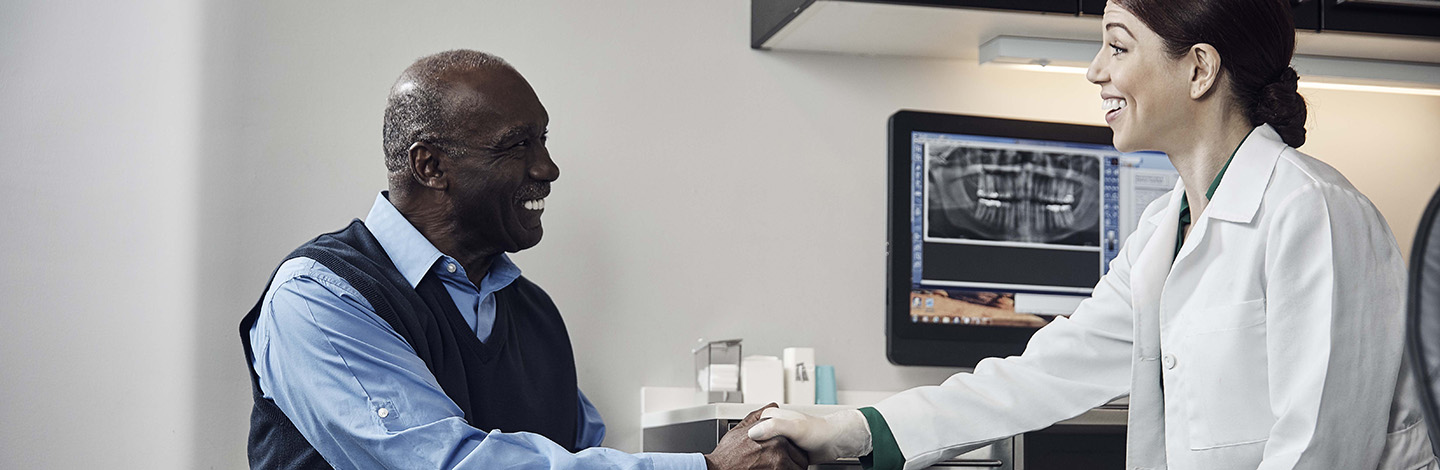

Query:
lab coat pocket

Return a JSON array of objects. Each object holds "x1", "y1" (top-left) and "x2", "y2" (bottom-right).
[
  {"x1": 1182, "y1": 299, "x2": 1271, "y2": 450},
  {"x1": 1187, "y1": 298, "x2": 1266, "y2": 334}
]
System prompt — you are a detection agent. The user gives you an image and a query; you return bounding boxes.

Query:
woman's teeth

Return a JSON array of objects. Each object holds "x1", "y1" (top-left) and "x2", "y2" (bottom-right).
[
  {"x1": 1102, "y1": 98, "x2": 1128, "y2": 112},
  {"x1": 522, "y1": 199, "x2": 545, "y2": 211}
]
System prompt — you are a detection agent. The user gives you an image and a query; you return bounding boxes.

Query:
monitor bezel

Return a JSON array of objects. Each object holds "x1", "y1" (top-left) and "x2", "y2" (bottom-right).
[{"x1": 887, "y1": 110, "x2": 1116, "y2": 368}]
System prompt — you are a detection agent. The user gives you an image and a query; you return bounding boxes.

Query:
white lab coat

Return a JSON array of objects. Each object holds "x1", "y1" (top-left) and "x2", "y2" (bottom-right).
[{"x1": 871, "y1": 125, "x2": 1438, "y2": 470}]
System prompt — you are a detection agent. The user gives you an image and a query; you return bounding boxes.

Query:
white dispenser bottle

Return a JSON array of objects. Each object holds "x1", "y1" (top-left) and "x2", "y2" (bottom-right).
[{"x1": 782, "y1": 347, "x2": 815, "y2": 405}]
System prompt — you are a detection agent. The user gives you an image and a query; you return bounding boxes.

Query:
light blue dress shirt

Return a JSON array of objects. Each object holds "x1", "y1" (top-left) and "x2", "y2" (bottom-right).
[{"x1": 249, "y1": 192, "x2": 705, "y2": 470}]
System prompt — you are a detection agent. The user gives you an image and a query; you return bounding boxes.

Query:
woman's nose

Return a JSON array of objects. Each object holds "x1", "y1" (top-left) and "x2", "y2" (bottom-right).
[{"x1": 1085, "y1": 48, "x2": 1107, "y2": 84}]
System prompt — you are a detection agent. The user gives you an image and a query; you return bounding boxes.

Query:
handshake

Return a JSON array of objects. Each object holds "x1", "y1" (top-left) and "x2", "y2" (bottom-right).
[{"x1": 703, "y1": 403, "x2": 874, "y2": 470}]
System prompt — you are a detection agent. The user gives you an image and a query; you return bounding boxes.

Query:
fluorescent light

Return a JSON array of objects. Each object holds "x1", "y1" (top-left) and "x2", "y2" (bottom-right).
[
  {"x1": 979, "y1": 36, "x2": 1097, "y2": 69},
  {"x1": 979, "y1": 35, "x2": 1440, "y2": 97},
  {"x1": 1003, "y1": 63, "x2": 1090, "y2": 75},
  {"x1": 978, "y1": 36, "x2": 1093, "y2": 75},
  {"x1": 1298, "y1": 81, "x2": 1440, "y2": 97},
  {"x1": 1290, "y1": 55, "x2": 1440, "y2": 96}
]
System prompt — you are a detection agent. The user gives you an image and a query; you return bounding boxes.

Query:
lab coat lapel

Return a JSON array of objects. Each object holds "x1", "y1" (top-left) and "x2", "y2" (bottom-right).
[
  {"x1": 1127, "y1": 181, "x2": 1185, "y2": 469},
  {"x1": 1133, "y1": 180, "x2": 1184, "y2": 327},
  {"x1": 1170, "y1": 125, "x2": 1285, "y2": 263},
  {"x1": 1165, "y1": 125, "x2": 1285, "y2": 311},
  {"x1": 1199, "y1": 125, "x2": 1286, "y2": 225}
]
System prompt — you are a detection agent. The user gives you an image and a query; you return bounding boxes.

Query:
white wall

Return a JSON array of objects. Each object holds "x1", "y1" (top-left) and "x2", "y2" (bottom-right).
[
  {"x1": 0, "y1": 0, "x2": 202, "y2": 467},
  {"x1": 3, "y1": 1, "x2": 1438, "y2": 468}
]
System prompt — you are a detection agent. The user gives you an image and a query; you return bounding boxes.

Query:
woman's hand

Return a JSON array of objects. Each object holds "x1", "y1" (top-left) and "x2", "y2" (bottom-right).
[
  {"x1": 705, "y1": 404, "x2": 809, "y2": 470},
  {"x1": 747, "y1": 408, "x2": 872, "y2": 463}
]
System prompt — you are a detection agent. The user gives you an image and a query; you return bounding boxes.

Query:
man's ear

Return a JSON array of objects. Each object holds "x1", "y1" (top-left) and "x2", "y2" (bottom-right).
[
  {"x1": 1188, "y1": 43, "x2": 1222, "y2": 100},
  {"x1": 408, "y1": 142, "x2": 447, "y2": 190}
]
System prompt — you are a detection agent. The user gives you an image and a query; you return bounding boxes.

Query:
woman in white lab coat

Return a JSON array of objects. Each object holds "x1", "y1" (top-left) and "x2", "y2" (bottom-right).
[{"x1": 750, "y1": 0, "x2": 1439, "y2": 469}]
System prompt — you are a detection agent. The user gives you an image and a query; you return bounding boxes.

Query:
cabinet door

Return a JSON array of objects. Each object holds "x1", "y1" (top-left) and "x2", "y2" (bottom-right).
[
  {"x1": 1081, "y1": 0, "x2": 1320, "y2": 31},
  {"x1": 873, "y1": 0, "x2": 1076, "y2": 14},
  {"x1": 1295, "y1": 0, "x2": 1322, "y2": 30},
  {"x1": 754, "y1": 0, "x2": 1080, "y2": 48},
  {"x1": 1323, "y1": 0, "x2": 1440, "y2": 38}
]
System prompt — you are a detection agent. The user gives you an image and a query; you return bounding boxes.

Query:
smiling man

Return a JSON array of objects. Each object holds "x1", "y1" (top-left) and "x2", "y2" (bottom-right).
[{"x1": 238, "y1": 50, "x2": 806, "y2": 470}]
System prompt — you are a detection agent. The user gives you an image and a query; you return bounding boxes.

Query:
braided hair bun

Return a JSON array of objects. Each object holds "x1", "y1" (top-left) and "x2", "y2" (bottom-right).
[{"x1": 1250, "y1": 67, "x2": 1307, "y2": 148}]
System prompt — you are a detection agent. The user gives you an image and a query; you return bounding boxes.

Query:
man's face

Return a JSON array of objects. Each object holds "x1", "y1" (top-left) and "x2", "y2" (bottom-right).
[{"x1": 437, "y1": 67, "x2": 558, "y2": 253}]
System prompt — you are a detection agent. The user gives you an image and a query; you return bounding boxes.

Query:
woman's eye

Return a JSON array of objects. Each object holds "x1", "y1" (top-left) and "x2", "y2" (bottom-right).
[{"x1": 1109, "y1": 44, "x2": 1127, "y2": 55}]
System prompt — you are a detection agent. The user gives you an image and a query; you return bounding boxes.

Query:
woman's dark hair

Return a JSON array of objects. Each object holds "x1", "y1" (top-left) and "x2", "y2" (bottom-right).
[{"x1": 1114, "y1": 0, "x2": 1307, "y2": 147}]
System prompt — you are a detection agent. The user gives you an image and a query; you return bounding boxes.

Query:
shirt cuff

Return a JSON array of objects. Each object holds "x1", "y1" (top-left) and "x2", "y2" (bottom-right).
[
  {"x1": 643, "y1": 452, "x2": 708, "y2": 470},
  {"x1": 858, "y1": 407, "x2": 904, "y2": 470}
]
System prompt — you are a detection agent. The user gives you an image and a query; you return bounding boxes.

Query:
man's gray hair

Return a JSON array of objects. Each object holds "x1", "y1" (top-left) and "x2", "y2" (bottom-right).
[{"x1": 382, "y1": 50, "x2": 513, "y2": 172}]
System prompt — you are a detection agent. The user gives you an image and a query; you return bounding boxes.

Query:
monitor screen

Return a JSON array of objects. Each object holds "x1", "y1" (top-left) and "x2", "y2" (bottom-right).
[{"x1": 888, "y1": 111, "x2": 1177, "y2": 367}]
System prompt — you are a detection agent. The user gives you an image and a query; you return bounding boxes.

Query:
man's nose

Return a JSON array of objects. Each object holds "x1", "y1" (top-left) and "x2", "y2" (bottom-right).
[{"x1": 530, "y1": 148, "x2": 559, "y2": 182}]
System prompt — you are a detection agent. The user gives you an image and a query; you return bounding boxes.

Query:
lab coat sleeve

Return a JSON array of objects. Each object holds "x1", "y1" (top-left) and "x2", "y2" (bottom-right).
[
  {"x1": 870, "y1": 224, "x2": 1142, "y2": 469},
  {"x1": 1257, "y1": 182, "x2": 1407, "y2": 469}
]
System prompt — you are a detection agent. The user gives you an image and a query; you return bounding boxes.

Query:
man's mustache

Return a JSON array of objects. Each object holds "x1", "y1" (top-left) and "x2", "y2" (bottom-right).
[{"x1": 515, "y1": 183, "x2": 550, "y2": 201}]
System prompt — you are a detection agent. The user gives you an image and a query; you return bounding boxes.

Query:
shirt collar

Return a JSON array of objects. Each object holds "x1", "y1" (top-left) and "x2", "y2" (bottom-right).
[
  {"x1": 478, "y1": 252, "x2": 522, "y2": 295},
  {"x1": 365, "y1": 192, "x2": 446, "y2": 288},
  {"x1": 1177, "y1": 127, "x2": 1250, "y2": 219},
  {"x1": 1204, "y1": 124, "x2": 1286, "y2": 224},
  {"x1": 365, "y1": 192, "x2": 524, "y2": 289},
  {"x1": 1146, "y1": 124, "x2": 1286, "y2": 226}
]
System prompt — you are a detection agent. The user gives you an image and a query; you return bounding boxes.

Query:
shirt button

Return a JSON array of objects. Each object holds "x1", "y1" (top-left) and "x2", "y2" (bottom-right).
[
  {"x1": 1162, "y1": 354, "x2": 1177, "y2": 370},
  {"x1": 446, "y1": 263, "x2": 457, "y2": 273},
  {"x1": 377, "y1": 407, "x2": 390, "y2": 418}
]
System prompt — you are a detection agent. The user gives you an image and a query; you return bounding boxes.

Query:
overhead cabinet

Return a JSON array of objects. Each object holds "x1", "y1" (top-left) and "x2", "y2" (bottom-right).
[
  {"x1": 872, "y1": 0, "x2": 1074, "y2": 13},
  {"x1": 753, "y1": 0, "x2": 1080, "y2": 49},
  {"x1": 753, "y1": 0, "x2": 1440, "y2": 53},
  {"x1": 1322, "y1": 0, "x2": 1440, "y2": 38},
  {"x1": 751, "y1": 0, "x2": 1440, "y2": 68},
  {"x1": 1078, "y1": 0, "x2": 1321, "y2": 31}
]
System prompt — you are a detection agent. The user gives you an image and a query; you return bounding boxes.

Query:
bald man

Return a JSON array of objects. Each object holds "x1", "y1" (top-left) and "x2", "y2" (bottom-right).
[{"x1": 239, "y1": 50, "x2": 806, "y2": 470}]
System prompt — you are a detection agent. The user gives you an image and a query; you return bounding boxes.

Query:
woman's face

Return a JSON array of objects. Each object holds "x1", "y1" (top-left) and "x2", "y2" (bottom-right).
[{"x1": 1085, "y1": 3, "x2": 1194, "y2": 153}]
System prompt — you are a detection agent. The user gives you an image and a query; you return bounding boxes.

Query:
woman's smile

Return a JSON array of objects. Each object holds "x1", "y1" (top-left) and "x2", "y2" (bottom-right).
[{"x1": 1102, "y1": 96, "x2": 1128, "y2": 124}]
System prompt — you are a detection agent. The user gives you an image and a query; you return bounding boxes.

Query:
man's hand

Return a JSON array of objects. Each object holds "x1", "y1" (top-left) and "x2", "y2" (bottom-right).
[
  {"x1": 705, "y1": 404, "x2": 809, "y2": 470},
  {"x1": 746, "y1": 408, "x2": 871, "y2": 464}
]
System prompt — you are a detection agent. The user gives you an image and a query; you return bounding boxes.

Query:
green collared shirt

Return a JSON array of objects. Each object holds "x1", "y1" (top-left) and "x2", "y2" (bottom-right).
[{"x1": 1175, "y1": 129, "x2": 1251, "y2": 258}]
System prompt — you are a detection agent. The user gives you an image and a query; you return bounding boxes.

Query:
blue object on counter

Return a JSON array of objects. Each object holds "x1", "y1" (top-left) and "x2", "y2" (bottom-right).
[{"x1": 815, "y1": 365, "x2": 837, "y2": 405}]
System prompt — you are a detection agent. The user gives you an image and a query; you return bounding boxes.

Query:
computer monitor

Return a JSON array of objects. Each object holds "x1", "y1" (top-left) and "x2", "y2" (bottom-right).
[{"x1": 887, "y1": 111, "x2": 1178, "y2": 368}]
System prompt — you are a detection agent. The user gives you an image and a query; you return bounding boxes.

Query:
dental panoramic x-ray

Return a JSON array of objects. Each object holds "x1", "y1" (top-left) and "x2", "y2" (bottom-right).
[
  {"x1": 925, "y1": 145, "x2": 1101, "y2": 247},
  {"x1": 897, "y1": 117, "x2": 1178, "y2": 334}
]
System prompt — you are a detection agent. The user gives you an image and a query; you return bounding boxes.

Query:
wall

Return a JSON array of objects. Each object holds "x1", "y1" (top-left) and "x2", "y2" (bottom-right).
[
  {"x1": 2, "y1": 1, "x2": 1437, "y2": 468},
  {"x1": 0, "y1": 0, "x2": 202, "y2": 467}
]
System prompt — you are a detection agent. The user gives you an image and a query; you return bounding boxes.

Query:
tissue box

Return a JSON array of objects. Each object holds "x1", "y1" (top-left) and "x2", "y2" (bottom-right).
[
  {"x1": 741, "y1": 355, "x2": 784, "y2": 405},
  {"x1": 694, "y1": 339, "x2": 743, "y2": 403}
]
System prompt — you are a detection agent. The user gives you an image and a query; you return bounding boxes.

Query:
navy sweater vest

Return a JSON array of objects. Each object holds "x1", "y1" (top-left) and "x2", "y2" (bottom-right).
[{"x1": 239, "y1": 220, "x2": 579, "y2": 469}]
